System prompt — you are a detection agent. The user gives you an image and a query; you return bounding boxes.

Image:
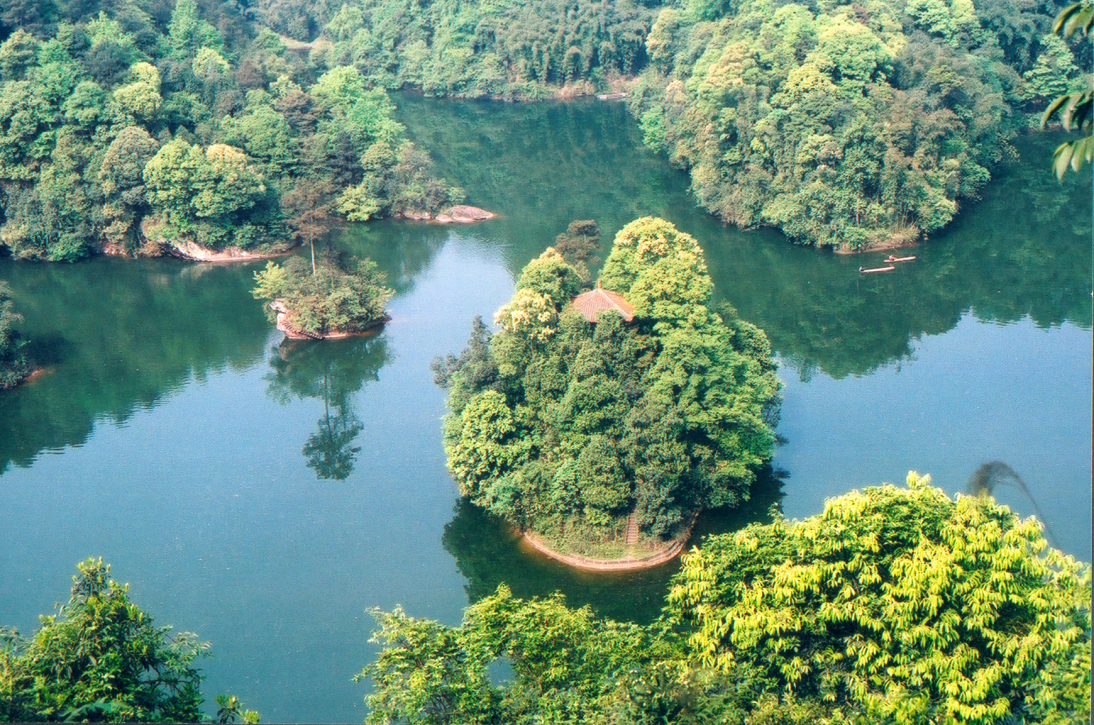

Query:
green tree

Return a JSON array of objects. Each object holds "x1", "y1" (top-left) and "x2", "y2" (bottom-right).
[
  {"x1": 252, "y1": 253, "x2": 394, "y2": 336},
  {"x1": 143, "y1": 139, "x2": 272, "y2": 248},
  {"x1": 100, "y1": 125, "x2": 160, "y2": 251},
  {"x1": 357, "y1": 585, "x2": 674, "y2": 725},
  {"x1": 0, "y1": 559, "x2": 208, "y2": 722},
  {"x1": 668, "y1": 473, "x2": 1092, "y2": 724},
  {"x1": 360, "y1": 478, "x2": 1091, "y2": 725},
  {"x1": 439, "y1": 218, "x2": 780, "y2": 556}
]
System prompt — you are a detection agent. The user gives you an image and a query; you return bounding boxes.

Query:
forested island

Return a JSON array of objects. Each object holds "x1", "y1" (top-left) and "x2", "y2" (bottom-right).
[{"x1": 434, "y1": 217, "x2": 780, "y2": 562}]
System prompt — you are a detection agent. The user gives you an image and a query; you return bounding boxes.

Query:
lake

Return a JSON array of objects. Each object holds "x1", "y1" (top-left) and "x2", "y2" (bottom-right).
[{"x1": 0, "y1": 96, "x2": 1089, "y2": 722}]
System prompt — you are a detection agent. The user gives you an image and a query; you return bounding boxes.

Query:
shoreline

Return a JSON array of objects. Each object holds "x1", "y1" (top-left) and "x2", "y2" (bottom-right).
[
  {"x1": 271, "y1": 299, "x2": 390, "y2": 340},
  {"x1": 518, "y1": 512, "x2": 699, "y2": 572}
]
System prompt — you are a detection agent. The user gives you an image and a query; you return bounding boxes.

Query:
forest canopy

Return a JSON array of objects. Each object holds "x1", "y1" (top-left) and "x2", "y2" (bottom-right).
[
  {"x1": 302, "y1": 0, "x2": 1085, "y2": 248},
  {"x1": 433, "y1": 217, "x2": 781, "y2": 558},
  {"x1": 0, "y1": 0, "x2": 461, "y2": 261},
  {"x1": 360, "y1": 476, "x2": 1092, "y2": 725},
  {"x1": 627, "y1": 0, "x2": 1089, "y2": 250}
]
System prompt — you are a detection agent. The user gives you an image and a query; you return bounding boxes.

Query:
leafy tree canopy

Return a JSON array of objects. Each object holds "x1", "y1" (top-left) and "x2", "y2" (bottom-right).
[
  {"x1": 436, "y1": 217, "x2": 780, "y2": 558},
  {"x1": 0, "y1": 558, "x2": 262, "y2": 723},
  {"x1": 359, "y1": 477, "x2": 1092, "y2": 725},
  {"x1": 0, "y1": 0, "x2": 460, "y2": 260}
]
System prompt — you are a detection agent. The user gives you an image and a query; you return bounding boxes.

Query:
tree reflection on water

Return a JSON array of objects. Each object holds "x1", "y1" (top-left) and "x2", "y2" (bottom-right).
[{"x1": 265, "y1": 333, "x2": 391, "y2": 480}]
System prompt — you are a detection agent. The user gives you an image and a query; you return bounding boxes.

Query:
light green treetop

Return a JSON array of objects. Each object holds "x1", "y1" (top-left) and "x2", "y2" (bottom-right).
[{"x1": 667, "y1": 473, "x2": 1092, "y2": 724}]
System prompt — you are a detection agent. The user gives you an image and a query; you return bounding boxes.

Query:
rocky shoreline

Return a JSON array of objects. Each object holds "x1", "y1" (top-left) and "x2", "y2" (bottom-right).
[{"x1": 395, "y1": 205, "x2": 496, "y2": 224}]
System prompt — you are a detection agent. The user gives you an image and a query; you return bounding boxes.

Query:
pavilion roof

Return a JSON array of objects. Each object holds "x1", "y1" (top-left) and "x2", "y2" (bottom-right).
[{"x1": 572, "y1": 286, "x2": 635, "y2": 323}]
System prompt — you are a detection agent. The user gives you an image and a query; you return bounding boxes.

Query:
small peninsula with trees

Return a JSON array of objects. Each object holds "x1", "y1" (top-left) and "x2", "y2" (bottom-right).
[{"x1": 434, "y1": 217, "x2": 781, "y2": 563}]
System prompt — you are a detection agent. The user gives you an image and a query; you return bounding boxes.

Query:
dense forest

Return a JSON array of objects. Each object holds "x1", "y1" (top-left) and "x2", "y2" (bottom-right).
[
  {"x1": 434, "y1": 217, "x2": 781, "y2": 558},
  {"x1": 0, "y1": 0, "x2": 460, "y2": 263},
  {"x1": 360, "y1": 476, "x2": 1091, "y2": 725},
  {"x1": 288, "y1": 0, "x2": 1089, "y2": 249},
  {"x1": 0, "y1": 0, "x2": 1078, "y2": 262}
]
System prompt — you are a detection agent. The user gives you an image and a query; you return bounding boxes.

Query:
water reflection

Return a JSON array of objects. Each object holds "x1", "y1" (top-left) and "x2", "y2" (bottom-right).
[
  {"x1": 0, "y1": 258, "x2": 269, "y2": 474},
  {"x1": 394, "y1": 94, "x2": 1092, "y2": 380},
  {"x1": 264, "y1": 334, "x2": 391, "y2": 480},
  {"x1": 441, "y1": 465, "x2": 787, "y2": 623},
  {"x1": 334, "y1": 220, "x2": 451, "y2": 295}
]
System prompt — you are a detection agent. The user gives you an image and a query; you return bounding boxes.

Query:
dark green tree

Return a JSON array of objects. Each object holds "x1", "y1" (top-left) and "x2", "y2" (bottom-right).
[
  {"x1": 0, "y1": 281, "x2": 30, "y2": 388},
  {"x1": 438, "y1": 218, "x2": 780, "y2": 557}
]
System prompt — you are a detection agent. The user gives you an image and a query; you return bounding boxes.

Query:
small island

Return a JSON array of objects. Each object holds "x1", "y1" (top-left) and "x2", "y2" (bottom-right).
[
  {"x1": 252, "y1": 254, "x2": 394, "y2": 339},
  {"x1": 433, "y1": 217, "x2": 782, "y2": 566}
]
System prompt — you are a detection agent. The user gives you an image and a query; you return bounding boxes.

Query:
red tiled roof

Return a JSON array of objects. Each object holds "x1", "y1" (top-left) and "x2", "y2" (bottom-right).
[{"x1": 572, "y1": 287, "x2": 635, "y2": 323}]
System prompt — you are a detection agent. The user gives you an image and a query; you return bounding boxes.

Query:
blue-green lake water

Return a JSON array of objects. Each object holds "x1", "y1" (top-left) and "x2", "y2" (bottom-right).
[{"x1": 0, "y1": 97, "x2": 1090, "y2": 722}]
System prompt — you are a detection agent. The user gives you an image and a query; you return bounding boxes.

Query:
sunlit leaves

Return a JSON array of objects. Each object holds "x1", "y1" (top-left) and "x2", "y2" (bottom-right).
[
  {"x1": 667, "y1": 477, "x2": 1092, "y2": 724},
  {"x1": 0, "y1": 559, "x2": 209, "y2": 723}
]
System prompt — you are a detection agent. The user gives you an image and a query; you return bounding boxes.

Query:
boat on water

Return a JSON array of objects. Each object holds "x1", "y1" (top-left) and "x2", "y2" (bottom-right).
[
  {"x1": 859, "y1": 265, "x2": 896, "y2": 274},
  {"x1": 885, "y1": 254, "x2": 916, "y2": 262}
]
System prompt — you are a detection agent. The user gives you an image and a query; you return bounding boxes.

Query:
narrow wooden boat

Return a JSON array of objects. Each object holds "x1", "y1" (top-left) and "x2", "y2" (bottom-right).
[
  {"x1": 885, "y1": 255, "x2": 916, "y2": 262},
  {"x1": 859, "y1": 265, "x2": 896, "y2": 274}
]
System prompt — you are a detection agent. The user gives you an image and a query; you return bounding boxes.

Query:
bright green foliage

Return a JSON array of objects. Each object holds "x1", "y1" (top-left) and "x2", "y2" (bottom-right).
[
  {"x1": 215, "y1": 694, "x2": 261, "y2": 724},
  {"x1": 0, "y1": 559, "x2": 208, "y2": 722},
  {"x1": 143, "y1": 140, "x2": 274, "y2": 249},
  {"x1": 0, "y1": 281, "x2": 30, "y2": 388},
  {"x1": 361, "y1": 479, "x2": 1091, "y2": 725},
  {"x1": 0, "y1": 0, "x2": 458, "y2": 260},
  {"x1": 251, "y1": 254, "x2": 394, "y2": 336},
  {"x1": 437, "y1": 218, "x2": 780, "y2": 554},
  {"x1": 357, "y1": 585, "x2": 675, "y2": 724},
  {"x1": 667, "y1": 473, "x2": 1092, "y2": 724}
]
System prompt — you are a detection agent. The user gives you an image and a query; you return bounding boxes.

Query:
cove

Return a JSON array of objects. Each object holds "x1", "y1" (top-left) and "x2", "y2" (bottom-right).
[{"x1": 0, "y1": 96, "x2": 1089, "y2": 723}]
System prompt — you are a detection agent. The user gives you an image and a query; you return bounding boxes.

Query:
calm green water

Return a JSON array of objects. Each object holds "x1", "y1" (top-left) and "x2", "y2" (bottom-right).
[{"x1": 0, "y1": 97, "x2": 1089, "y2": 722}]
